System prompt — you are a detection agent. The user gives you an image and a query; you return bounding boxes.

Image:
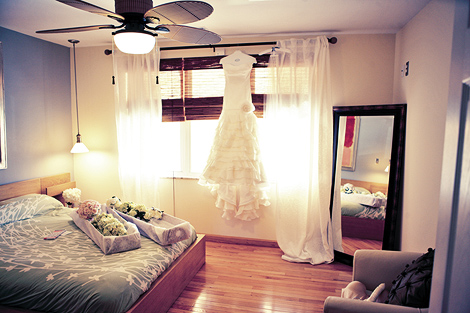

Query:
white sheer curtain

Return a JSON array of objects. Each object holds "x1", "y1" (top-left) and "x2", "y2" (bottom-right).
[
  {"x1": 112, "y1": 45, "x2": 164, "y2": 207},
  {"x1": 263, "y1": 37, "x2": 334, "y2": 264}
]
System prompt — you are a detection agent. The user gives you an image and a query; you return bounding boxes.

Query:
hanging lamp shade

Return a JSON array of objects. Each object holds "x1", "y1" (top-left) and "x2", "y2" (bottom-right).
[
  {"x1": 69, "y1": 39, "x2": 89, "y2": 154},
  {"x1": 384, "y1": 159, "x2": 390, "y2": 172},
  {"x1": 113, "y1": 30, "x2": 156, "y2": 54},
  {"x1": 71, "y1": 134, "x2": 89, "y2": 153}
]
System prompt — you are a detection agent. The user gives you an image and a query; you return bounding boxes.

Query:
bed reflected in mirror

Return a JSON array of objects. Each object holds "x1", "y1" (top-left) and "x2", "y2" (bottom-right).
[{"x1": 330, "y1": 104, "x2": 407, "y2": 265}]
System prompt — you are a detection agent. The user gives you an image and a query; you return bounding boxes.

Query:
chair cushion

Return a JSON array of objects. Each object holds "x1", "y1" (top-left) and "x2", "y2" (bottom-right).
[{"x1": 386, "y1": 248, "x2": 434, "y2": 308}]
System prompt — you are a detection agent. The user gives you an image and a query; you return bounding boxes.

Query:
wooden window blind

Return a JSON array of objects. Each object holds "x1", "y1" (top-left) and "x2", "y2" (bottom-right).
[{"x1": 160, "y1": 54, "x2": 270, "y2": 122}]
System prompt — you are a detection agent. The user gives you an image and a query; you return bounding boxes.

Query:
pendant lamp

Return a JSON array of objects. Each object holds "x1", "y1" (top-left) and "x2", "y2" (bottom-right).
[
  {"x1": 69, "y1": 39, "x2": 89, "y2": 153},
  {"x1": 384, "y1": 159, "x2": 390, "y2": 172}
]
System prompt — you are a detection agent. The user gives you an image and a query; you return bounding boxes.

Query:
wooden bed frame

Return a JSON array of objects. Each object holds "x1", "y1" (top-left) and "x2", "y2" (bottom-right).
[
  {"x1": 0, "y1": 173, "x2": 206, "y2": 313},
  {"x1": 340, "y1": 178, "x2": 388, "y2": 241}
]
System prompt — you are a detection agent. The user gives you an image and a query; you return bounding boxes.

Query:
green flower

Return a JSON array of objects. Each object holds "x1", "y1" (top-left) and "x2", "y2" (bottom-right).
[
  {"x1": 92, "y1": 213, "x2": 127, "y2": 237},
  {"x1": 128, "y1": 209, "x2": 138, "y2": 217},
  {"x1": 135, "y1": 204, "x2": 146, "y2": 212}
]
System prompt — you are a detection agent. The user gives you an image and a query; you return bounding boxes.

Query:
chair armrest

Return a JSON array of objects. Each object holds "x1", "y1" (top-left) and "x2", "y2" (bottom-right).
[
  {"x1": 323, "y1": 296, "x2": 428, "y2": 313},
  {"x1": 353, "y1": 250, "x2": 422, "y2": 291}
]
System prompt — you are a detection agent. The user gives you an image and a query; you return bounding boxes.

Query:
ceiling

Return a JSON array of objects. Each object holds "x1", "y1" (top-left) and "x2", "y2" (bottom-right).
[{"x1": 0, "y1": 0, "x2": 431, "y2": 48}]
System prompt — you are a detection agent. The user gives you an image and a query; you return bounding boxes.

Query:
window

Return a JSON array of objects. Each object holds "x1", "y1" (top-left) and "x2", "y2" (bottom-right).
[{"x1": 159, "y1": 55, "x2": 269, "y2": 177}]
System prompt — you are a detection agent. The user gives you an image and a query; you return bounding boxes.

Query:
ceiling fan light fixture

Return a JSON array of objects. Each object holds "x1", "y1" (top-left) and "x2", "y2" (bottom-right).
[{"x1": 113, "y1": 30, "x2": 156, "y2": 54}]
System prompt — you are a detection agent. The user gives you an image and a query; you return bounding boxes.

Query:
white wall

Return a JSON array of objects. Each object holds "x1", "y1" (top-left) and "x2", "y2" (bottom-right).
[
  {"x1": 329, "y1": 34, "x2": 396, "y2": 106},
  {"x1": 392, "y1": 0, "x2": 455, "y2": 252},
  {"x1": 74, "y1": 34, "x2": 396, "y2": 240},
  {"x1": 71, "y1": 46, "x2": 120, "y2": 203}
]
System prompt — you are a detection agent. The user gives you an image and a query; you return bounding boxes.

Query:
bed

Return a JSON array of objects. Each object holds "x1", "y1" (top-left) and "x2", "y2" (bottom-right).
[
  {"x1": 340, "y1": 178, "x2": 388, "y2": 241},
  {"x1": 0, "y1": 173, "x2": 205, "y2": 313}
]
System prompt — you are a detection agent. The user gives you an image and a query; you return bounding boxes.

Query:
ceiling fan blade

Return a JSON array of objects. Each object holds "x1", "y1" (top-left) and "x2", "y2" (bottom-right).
[
  {"x1": 144, "y1": 1, "x2": 213, "y2": 24},
  {"x1": 36, "y1": 25, "x2": 117, "y2": 34},
  {"x1": 56, "y1": 0, "x2": 124, "y2": 22},
  {"x1": 158, "y1": 24, "x2": 221, "y2": 44}
]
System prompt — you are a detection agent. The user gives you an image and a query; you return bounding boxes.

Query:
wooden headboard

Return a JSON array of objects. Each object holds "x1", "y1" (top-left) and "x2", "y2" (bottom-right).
[
  {"x1": 0, "y1": 173, "x2": 76, "y2": 203},
  {"x1": 341, "y1": 178, "x2": 388, "y2": 195}
]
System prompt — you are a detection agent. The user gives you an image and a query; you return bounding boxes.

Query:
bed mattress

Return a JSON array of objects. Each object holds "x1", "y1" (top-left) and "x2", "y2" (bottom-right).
[{"x1": 0, "y1": 194, "x2": 196, "y2": 313}]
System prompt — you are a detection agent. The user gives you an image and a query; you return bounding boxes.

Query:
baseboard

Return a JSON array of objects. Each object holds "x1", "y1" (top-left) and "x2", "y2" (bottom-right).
[{"x1": 203, "y1": 234, "x2": 279, "y2": 248}]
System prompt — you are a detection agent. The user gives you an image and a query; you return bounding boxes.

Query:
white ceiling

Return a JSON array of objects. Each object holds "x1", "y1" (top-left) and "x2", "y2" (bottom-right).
[{"x1": 0, "y1": 0, "x2": 431, "y2": 48}]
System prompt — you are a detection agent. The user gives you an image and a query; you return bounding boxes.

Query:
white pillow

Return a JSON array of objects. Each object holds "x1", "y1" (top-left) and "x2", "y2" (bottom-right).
[
  {"x1": 366, "y1": 283, "x2": 387, "y2": 303},
  {"x1": 354, "y1": 186, "x2": 371, "y2": 195},
  {"x1": 341, "y1": 281, "x2": 367, "y2": 300},
  {"x1": 341, "y1": 281, "x2": 387, "y2": 303}
]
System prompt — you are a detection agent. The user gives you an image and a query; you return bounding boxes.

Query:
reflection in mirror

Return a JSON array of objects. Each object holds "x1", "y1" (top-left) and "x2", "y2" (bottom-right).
[
  {"x1": 338, "y1": 115, "x2": 393, "y2": 256},
  {"x1": 331, "y1": 104, "x2": 407, "y2": 265}
]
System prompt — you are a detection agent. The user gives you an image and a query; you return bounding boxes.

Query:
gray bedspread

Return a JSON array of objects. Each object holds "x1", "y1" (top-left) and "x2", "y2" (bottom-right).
[
  {"x1": 0, "y1": 194, "x2": 196, "y2": 313},
  {"x1": 341, "y1": 200, "x2": 386, "y2": 220}
]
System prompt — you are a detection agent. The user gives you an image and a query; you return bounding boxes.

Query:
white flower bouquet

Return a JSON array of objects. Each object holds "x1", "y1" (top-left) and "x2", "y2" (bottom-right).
[
  {"x1": 62, "y1": 188, "x2": 81, "y2": 206},
  {"x1": 92, "y1": 213, "x2": 127, "y2": 237},
  {"x1": 107, "y1": 196, "x2": 163, "y2": 222},
  {"x1": 70, "y1": 202, "x2": 141, "y2": 255},
  {"x1": 106, "y1": 196, "x2": 193, "y2": 246}
]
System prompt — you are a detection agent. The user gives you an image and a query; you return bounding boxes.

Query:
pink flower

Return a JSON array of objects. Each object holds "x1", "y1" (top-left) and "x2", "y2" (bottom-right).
[{"x1": 77, "y1": 200, "x2": 101, "y2": 219}]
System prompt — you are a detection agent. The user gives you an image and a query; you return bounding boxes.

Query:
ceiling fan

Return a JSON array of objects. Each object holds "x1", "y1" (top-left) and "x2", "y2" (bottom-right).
[{"x1": 37, "y1": 0, "x2": 221, "y2": 54}]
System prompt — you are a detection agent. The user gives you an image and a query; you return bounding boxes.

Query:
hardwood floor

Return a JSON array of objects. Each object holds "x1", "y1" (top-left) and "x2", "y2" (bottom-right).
[
  {"x1": 169, "y1": 240, "x2": 353, "y2": 313},
  {"x1": 342, "y1": 236, "x2": 382, "y2": 256}
]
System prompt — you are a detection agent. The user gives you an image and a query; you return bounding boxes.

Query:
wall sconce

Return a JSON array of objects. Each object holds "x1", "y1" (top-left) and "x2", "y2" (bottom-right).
[{"x1": 69, "y1": 39, "x2": 89, "y2": 154}]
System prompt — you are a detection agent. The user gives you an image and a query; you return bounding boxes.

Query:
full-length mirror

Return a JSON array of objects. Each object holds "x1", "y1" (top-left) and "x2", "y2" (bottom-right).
[{"x1": 330, "y1": 104, "x2": 407, "y2": 263}]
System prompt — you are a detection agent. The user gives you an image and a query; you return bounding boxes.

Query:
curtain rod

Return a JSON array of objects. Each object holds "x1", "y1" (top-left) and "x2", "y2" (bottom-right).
[
  {"x1": 104, "y1": 37, "x2": 337, "y2": 55},
  {"x1": 159, "y1": 37, "x2": 337, "y2": 51}
]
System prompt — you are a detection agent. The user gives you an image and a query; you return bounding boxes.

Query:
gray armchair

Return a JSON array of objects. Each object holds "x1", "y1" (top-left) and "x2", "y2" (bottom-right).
[{"x1": 323, "y1": 250, "x2": 429, "y2": 313}]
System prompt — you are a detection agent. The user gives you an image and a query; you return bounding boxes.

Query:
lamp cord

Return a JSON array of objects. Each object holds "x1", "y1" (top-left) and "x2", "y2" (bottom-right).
[{"x1": 72, "y1": 41, "x2": 80, "y2": 136}]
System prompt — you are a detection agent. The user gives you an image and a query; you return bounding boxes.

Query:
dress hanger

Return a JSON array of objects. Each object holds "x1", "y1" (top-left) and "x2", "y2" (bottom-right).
[{"x1": 220, "y1": 50, "x2": 256, "y2": 65}]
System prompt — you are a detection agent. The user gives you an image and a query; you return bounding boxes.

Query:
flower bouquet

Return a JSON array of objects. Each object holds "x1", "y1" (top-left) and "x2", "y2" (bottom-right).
[
  {"x1": 77, "y1": 200, "x2": 101, "y2": 219},
  {"x1": 70, "y1": 200, "x2": 141, "y2": 254},
  {"x1": 62, "y1": 188, "x2": 81, "y2": 207},
  {"x1": 92, "y1": 213, "x2": 128, "y2": 237},
  {"x1": 106, "y1": 196, "x2": 193, "y2": 246},
  {"x1": 109, "y1": 197, "x2": 164, "y2": 222}
]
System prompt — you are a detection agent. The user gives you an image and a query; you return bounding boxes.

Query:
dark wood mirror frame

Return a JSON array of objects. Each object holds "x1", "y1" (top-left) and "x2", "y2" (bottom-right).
[
  {"x1": 0, "y1": 42, "x2": 6, "y2": 170},
  {"x1": 330, "y1": 104, "x2": 407, "y2": 264}
]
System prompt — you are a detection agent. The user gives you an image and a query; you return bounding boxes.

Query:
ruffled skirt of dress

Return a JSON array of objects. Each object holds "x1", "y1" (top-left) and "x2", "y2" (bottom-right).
[{"x1": 198, "y1": 111, "x2": 270, "y2": 221}]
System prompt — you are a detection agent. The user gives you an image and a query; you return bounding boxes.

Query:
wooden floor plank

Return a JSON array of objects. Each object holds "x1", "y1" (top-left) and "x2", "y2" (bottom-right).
[
  {"x1": 342, "y1": 236, "x2": 382, "y2": 256},
  {"x1": 168, "y1": 241, "x2": 353, "y2": 313}
]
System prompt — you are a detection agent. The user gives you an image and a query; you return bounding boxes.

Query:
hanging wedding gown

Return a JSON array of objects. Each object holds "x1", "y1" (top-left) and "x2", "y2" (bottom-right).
[{"x1": 199, "y1": 51, "x2": 270, "y2": 221}]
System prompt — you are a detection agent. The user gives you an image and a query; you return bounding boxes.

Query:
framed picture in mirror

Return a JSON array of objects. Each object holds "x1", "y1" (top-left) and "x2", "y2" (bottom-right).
[{"x1": 341, "y1": 116, "x2": 360, "y2": 171}]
